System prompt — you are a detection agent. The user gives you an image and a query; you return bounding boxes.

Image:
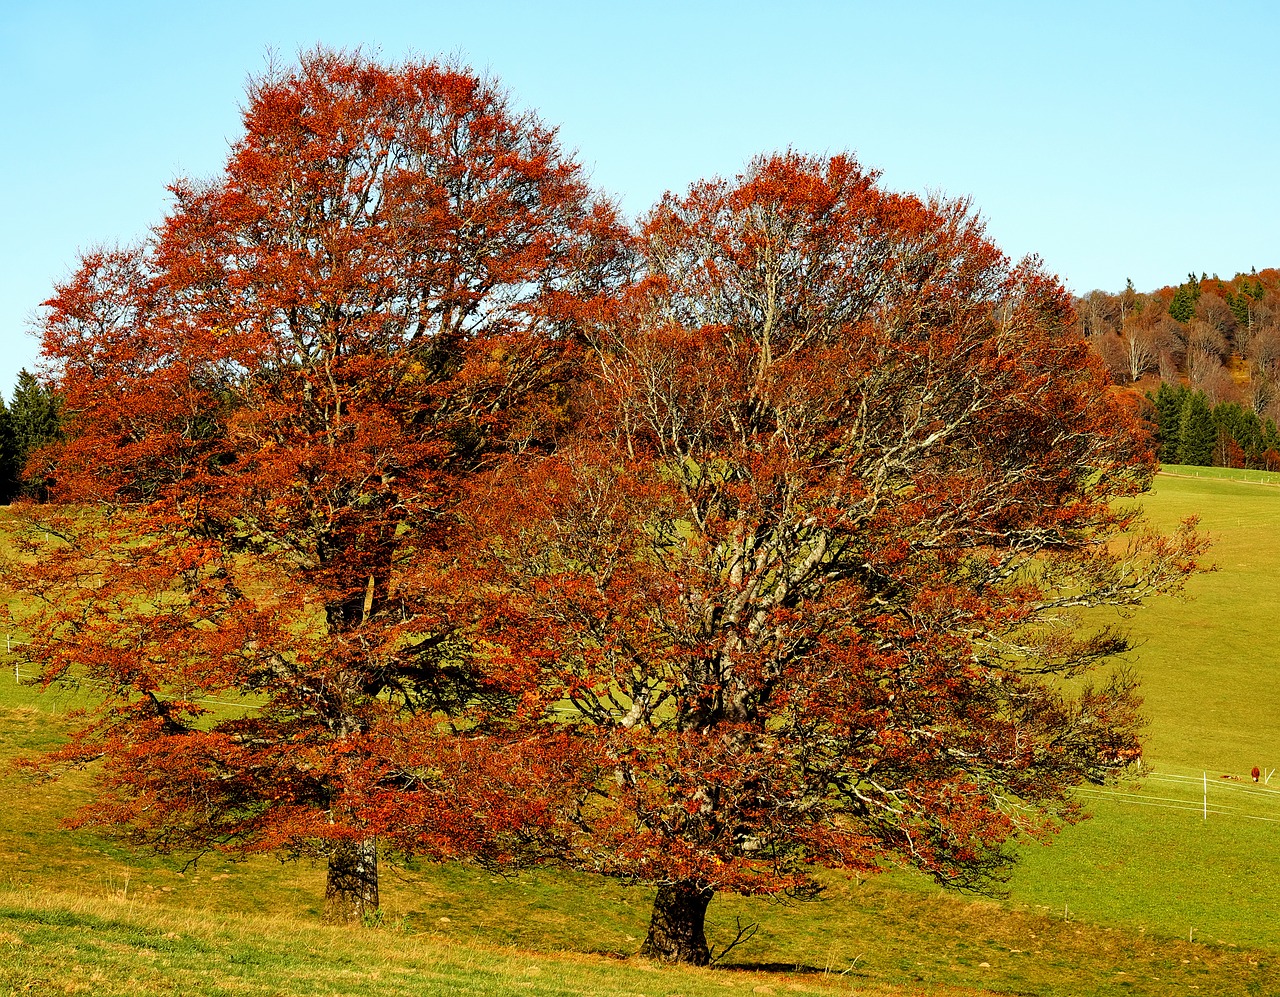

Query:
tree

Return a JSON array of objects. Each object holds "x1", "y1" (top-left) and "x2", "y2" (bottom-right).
[
  {"x1": 1118, "y1": 319, "x2": 1173, "y2": 383},
  {"x1": 1178, "y1": 391, "x2": 1216, "y2": 466},
  {"x1": 464, "y1": 154, "x2": 1205, "y2": 964},
  {"x1": 1194, "y1": 292, "x2": 1236, "y2": 339},
  {"x1": 1148, "y1": 381, "x2": 1188, "y2": 463},
  {"x1": 11, "y1": 50, "x2": 626, "y2": 922},
  {"x1": 0, "y1": 391, "x2": 17, "y2": 503},
  {"x1": 1168, "y1": 287, "x2": 1194, "y2": 324},
  {"x1": 6, "y1": 368, "x2": 62, "y2": 498},
  {"x1": 1077, "y1": 289, "x2": 1118, "y2": 338},
  {"x1": 1242, "y1": 315, "x2": 1280, "y2": 415}
]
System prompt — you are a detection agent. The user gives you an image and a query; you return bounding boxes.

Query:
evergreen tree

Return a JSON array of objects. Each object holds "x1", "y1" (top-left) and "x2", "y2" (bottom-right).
[
  {"x1": 1168, "y1": 286, "x2": 1194, "y2": 324},
  {"x1": 8, "y1": 369, "x2": 62, "y2": 498},
  {"x1": 1148, "y1": 381, "x2": 1188, "y2": 463},
  {"x1": 0, "y1": 393, "x2": 18, "y2": 503},
  {"x1": 1178, "y1": 391, "x2": 1216, "y2": 466},
  {"x1": 1263, "y1": 418, "x2": 1280, "y2": 456},
  {"x1": 1211, "y1": 403, "x2": 1264, "y2": 467},
  {"x1": 1168, "y1": 276, "x2": 1202, "y2": 324},
  {"x1": 1228, "y1": 291, "x2": 1251, "y2": 327}
]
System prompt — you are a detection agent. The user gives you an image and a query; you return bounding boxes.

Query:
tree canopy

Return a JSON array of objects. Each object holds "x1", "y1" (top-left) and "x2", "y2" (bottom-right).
[
  {"x1": 459, "y1": 153, "x2": 1204, "y2": 961},
  {"x1": 7, "y1": 50, "x2": 1204, "y2": 963},
  {"x1": 14, "y1": 48, "x2": 626, "y2": 921}
]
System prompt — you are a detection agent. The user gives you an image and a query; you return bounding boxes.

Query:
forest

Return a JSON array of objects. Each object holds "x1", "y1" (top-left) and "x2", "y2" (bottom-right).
[{"x1": 1078, "y1": 269, "x2": 1280, "y2": 469}]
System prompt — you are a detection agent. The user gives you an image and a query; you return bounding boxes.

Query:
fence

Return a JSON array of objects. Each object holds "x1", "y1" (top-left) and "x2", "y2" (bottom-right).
[
  {"x1": 1076, "y1": 770, "x2": 1280, "y2": 825},
  {"x1": 5, "y1": 632, "x2": 25, "y2": 680}
]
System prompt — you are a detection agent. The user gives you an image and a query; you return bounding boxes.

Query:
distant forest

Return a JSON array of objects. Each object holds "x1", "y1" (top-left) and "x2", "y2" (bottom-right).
[{"x1": 1079, "y1": 268, "x2": 1280, "y2": 469}]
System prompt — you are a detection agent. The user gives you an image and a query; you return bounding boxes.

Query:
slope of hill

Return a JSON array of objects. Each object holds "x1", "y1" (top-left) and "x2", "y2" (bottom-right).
[{"x1": 2, "y1": 475, "x2": 1279, "y2": 995}]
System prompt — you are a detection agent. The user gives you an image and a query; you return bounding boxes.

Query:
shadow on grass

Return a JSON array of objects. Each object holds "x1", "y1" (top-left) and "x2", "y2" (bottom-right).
[{"x1": 720, "y1": 961, "x2": 829, "y2": 974}]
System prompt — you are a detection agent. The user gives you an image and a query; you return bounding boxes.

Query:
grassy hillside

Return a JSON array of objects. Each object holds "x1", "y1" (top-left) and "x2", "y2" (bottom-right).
[
  {"x1": 2, "y1": 473, "x2": 1279, "y2": 995},
  {"x1": 1003, "y1": 468, "x2": 1280, "y2": 950}
]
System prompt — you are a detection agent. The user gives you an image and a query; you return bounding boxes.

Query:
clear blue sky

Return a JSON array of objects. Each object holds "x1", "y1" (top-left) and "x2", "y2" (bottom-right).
[{"x1": 3, "y1": 0, "x2": 1278, "y2": 396}]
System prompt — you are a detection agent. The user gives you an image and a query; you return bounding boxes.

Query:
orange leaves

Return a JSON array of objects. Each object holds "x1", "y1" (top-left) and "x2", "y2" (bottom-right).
[
  {"x1": 14, "y1": 50, "x2": 1211, "y2": 921},
  {"x1": 460, "y1": 151, "x2": 1207, "y2": 903},
  {"x1": 16, "y1": 48, "x2": 633, "y2": 890}
]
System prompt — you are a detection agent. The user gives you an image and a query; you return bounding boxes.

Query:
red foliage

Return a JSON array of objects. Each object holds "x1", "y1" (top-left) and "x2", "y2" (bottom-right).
[
  {"x1": 13, "y1": 49, "x2": 625, "y2": 918},
  {"x1": 455, "y1": 154, "x2": 1205, "y2": 957},
  {"x1": 8, "y1": 62, "x2": 1206, "y2": 952}
]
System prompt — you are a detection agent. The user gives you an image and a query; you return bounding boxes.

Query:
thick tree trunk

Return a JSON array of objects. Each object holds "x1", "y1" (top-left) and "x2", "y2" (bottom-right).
[
  {"x1": 323, "y1": 838, "x2": 379, "y2": 923},
  {"x1": 640, "y1": 880, "x2": 715, "y2": 965}
]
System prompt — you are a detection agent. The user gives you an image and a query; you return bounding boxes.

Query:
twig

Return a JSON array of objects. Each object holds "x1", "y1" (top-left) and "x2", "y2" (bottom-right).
[{"x1": 709, "y1": 916, "x2": 759, "y2": 965}]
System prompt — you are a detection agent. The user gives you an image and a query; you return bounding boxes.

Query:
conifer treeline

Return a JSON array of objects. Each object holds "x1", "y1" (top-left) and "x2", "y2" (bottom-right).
[
  {"x1": 0, "y1": 369, "x2": 62, "y2": 503},
  {"x1": 1146, "y1": 382, "x2": 1280, "y2": 469}
]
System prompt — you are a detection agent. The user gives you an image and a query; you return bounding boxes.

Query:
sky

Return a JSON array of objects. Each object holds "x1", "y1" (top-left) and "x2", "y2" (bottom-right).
[{"x1": 2, "y1": 0, "x2": 1278, "y2": 396}]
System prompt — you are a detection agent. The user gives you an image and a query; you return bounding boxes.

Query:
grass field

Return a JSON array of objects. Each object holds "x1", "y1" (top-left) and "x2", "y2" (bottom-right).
[
  {"x1": 1, "y1": 470, "x2": 1279, "y2": 995},
  {"x1": 1001, "y1": 466, "x2": 1280, "y2": 952}
]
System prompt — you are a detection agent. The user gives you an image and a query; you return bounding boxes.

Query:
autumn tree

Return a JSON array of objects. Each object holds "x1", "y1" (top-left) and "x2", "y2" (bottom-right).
[
  {"x1": 465, "y1": 154, "x2": 1205, "y2": 964},
  {"x1": 10, "y1": 50, "x2": 625, "y2": 921},
  {"x1": 1243, "y1": 319, "x2": 1280, "y2": 416},
  {"x1": 1112, "y1": 315, "x2": 1176, "y2": 384},
  {"x1": 1194, "y1": 292, "x2": 1236, "y2": 342},
  {"x1": 1076, "y1": 288, "x2": 1119, "y2": 339}
]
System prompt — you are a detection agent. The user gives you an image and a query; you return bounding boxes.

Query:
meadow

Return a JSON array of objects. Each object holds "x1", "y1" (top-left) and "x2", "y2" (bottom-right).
[{"x1": 1, "y1": 468, "x2": 1278, "y2": 995}]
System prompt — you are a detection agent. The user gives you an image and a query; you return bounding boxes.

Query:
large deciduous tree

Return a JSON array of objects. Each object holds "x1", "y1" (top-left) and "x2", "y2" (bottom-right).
[
  {"x1": 11, "y1": 49, "x2": 625, "y2": 921},
  {"x1": 464, "y1": 153, "x2": 1204, "y2": 964}
]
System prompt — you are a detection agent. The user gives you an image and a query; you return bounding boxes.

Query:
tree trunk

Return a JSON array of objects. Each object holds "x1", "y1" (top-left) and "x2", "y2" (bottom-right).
[
  {"x1": 323, "y1": 838, "x2": 379, "y2": 923},
  {"x1": 640, "y1": 880, "x2": 715, "y2": 965}
]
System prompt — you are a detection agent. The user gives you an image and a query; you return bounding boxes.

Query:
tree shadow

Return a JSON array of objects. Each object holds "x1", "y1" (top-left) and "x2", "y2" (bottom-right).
[{"x1": 717, "y1": 962, "x2": 830, "y2": 975}]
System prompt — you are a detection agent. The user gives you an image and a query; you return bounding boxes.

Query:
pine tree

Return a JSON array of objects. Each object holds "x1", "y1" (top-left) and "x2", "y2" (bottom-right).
[
  {"x1": 1148, "y1": 382, "x2": 1188, "y2": 464},
  {"x1": 0, "y1": 392, "x2": 18, "y2": 503},
  {"x1": 8, "y1": 369, "x2": 62, "y2": 498},
  {"x1": 1178, "y1": 391, "x2": 1216, "y2": 467},
  {"x1": 1227, "y1": 291, "x2": 1250, "y2": 327},
  {"x1": 1168, "y1": 285, "x2": 1196, "y2": 324},
  {"x1": 1211, "y1": 403, "x2": 1266, "y2": 467}
]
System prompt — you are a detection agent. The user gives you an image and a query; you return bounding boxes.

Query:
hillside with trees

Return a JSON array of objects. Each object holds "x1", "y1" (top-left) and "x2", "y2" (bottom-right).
[{"x1": 1079, "y1": 269, "x2": 1280, "y2": 469}]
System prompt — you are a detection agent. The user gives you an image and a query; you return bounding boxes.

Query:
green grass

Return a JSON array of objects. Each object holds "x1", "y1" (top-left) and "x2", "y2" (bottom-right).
[
  {"x1": 3, "y1": 479, "x2": 1280, "y2": 995},
  {"x1": 1119, "y1": 468, "x2": 1280, "y2": 770},
  {"x1": 1158, "y1": 463, "x2": 1280, "y2": 486},
  {"x1": 998, "y1": 467, "x2": 1280, "y2": 950},
  {"x1": 2, "y1": 888, "x2": 956, "y2": 997}
]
